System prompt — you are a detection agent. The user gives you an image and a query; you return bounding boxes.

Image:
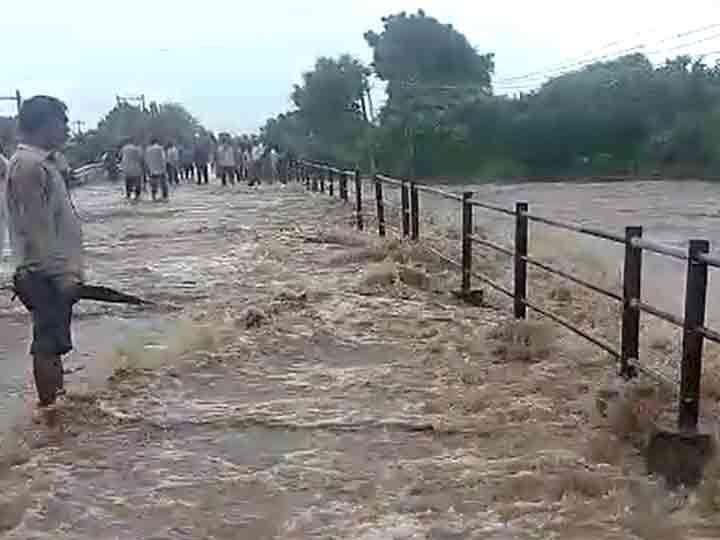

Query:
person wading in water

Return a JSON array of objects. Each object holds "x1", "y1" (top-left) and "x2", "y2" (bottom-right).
[
  {"x1": 145, "y1": 138, "x2": 169, "y2": 201},
  {"x1": 5, "y1": 95, "x2": 84, "y2": 407}
]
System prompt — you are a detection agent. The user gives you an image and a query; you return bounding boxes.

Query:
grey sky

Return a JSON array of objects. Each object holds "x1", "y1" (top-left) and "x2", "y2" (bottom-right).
[{"x1": 1, "y1": 0, "x2": 718, "y2": 133}]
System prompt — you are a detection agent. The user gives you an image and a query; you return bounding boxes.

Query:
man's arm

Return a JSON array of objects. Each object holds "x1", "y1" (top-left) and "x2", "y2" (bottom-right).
[{"x1": 6, "y1": 160, "x2": 54, "y2": 267}]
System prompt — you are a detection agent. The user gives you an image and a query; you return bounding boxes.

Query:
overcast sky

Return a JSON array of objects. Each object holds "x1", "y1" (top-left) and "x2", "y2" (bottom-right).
[{"x1": 1, "y1": 0, "x2": 718, "y2": 133}]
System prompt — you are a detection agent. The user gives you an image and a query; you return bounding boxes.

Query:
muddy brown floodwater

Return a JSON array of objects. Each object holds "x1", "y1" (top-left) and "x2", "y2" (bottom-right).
[{"x1": 0, "y1": 178, "x2": 719, "y2": 539}]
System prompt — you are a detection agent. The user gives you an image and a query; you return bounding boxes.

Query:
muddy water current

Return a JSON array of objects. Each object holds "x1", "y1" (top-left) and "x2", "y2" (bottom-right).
[
  {"x1": 0, "y1": 178, "x2": 719, "y2": 538},
  {"x1": 408, "y1": 179, "x2": 720, "y2": 327}
]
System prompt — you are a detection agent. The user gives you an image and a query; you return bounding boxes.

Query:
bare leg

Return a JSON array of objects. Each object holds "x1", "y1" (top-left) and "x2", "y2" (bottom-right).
[{"x1": 33, "y1": 353, "x2": 64, "y2": 407}]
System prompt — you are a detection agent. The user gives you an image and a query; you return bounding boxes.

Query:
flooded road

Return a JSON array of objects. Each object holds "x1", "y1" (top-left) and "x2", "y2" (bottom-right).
[{"x1": 0, "y1": 178, "x2": 719, "y2": 538}]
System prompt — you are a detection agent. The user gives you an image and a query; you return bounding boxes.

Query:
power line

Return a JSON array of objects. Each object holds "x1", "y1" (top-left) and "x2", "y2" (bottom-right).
[
  {"x1": 495, "y1": 21, "x2": 720, "y2": 84},
  {"x1": 372, "y1": 23, "x2": 720, "y2": 96},
  {"x1": 0, "y1": 90, "x2": 22, "y2": 115},
  {"x1": 495, "y1": 46, "x2": 720, "y2": 94},
  {"x1": 496, "y1": 25, "x2": 662, "y2": 83},
  {"x1": 494, "y1": 37, "x2": 720, "y2": 92}
]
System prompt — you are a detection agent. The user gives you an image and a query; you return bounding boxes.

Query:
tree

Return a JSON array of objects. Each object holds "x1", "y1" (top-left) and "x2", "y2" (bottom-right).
[
  {"x1": 365, "y1": 10, "x2": 495, "y2": 176},
  {"x1": 261, "y1": 54, "x2": 372, "y2": 167},
  {"x1": 259, "y1": 11, "x2": 720, "y2": 180},
  {"x1": 67, "y1": 101, "x2": 209, "y2": 167},
  {"x1": 365, "y1": 10, "x2": 493, "y2": 88}
]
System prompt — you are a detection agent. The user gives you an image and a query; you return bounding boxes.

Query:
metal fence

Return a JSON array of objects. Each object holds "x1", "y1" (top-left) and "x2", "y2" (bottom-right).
[{"x1": 295, "y1": 159, "x2": 720, "y2": 434}]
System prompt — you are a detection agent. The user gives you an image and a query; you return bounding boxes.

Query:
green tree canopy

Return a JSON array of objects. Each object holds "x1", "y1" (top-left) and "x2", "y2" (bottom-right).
[
  {"x1": 259, "y1": 8, "x2": 720, "y2": 180},
  {"x1": 365, "y1": 10, "x2": 495, "y2": 176},
  {"x1": 261, "y1": 54, "x2": 372, "y2": 167},
  {"x1": 65, "y1": 102, "x2": 210, "y2": 167}
]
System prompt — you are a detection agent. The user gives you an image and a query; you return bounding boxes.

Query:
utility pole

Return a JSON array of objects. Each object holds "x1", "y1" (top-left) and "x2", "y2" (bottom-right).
[
  {"x1": 116, "y1": 94, "x2": 147, "y2": 112},
  {"x1": 0, "y1": 89, "x2": 22, "y2": 115},
  {"x1": 72, "y1": 120, "x2": 85, "y2": 136}
]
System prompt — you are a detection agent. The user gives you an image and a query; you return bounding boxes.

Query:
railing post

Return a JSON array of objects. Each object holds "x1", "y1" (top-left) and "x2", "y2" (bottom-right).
[
  {"x1": 311, "y1": 170, "x2": 318, "y2": 192},
  {"x1": 304, "y1": 166, "x2": 310, "y2": 190},
  {"x1": 514, "y1": 202, "x2": 529, "y2": 319},
  {"x1": 401, "y1": 182, "x2": 411, "y2": 237},
  {"x1": 328, "y1": 169, "x2": 334, "y2": 197},
  {"x1": 340, "y1": 172, "x2": 348, "y2": 202},
  {"x1": 375, "y1": 175, "x2": 386, "y2": 237},
  {"x1": 355, "y1": 169, "x2": 364, "y2": 231},
  {"x1": 679, "y1": 239, "x2": 710, "y2": 433},
  {"x1": 410, "y1": 182, "x2": 419, "y2": 241},
  {"x1": 320, "y1": 170, "x2": 325, "y2": 193},
  {"x1": 621, "y1": 226, "x2": 642, "y2": 379},
  {"x1": 461, "y1": 192, "x2": 473, "y2": 297}
]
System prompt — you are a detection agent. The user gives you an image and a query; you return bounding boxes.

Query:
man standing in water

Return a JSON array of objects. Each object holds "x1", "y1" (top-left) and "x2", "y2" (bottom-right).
[
  {"x1": 215, "y1": 133, "x2": 236, "y2": 187},
  {"x1": 0, "y1": 147, "x2": 8, "y2": 257},
  {"x1": 180, "y1": 144, "x2": 194, "y2": 182},
  {"x1": 120, "y1": 138, "x2": 144, "y2": 200},
  {"x1": 145, "y1": 138, "x2": 169, "y2": 201},
  {"x1": 193, "y1": 135, "x2": 211, "y2": 186},
  {"x1": 5, "y1": 95, "x2": 83, "y2": 407},
  {"x1": 166, "y1": 141, "x2": 180, "y2": 186}
]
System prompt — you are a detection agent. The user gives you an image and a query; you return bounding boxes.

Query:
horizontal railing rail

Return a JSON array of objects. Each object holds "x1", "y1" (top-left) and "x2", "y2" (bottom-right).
[{"x1": 297, "y1": 159, "x2": 719, "y2": 432}]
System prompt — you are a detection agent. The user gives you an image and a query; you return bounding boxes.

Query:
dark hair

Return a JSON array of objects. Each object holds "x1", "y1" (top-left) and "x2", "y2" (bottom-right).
[
  {"x1": 18, "y1": 95, "x2": 67, "y2": 135},
  {"x1": 150, "y1": 138, "x2": 160, "y2": 145}
]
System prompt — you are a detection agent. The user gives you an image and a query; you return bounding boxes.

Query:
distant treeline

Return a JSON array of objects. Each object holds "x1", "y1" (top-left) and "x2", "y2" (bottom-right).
[
  {"x1": 260, "y1": 10, "x2": 720, "y2": 180},
  {"x1": 0, "y1": 101, "x2": 218, "y2": 168}
]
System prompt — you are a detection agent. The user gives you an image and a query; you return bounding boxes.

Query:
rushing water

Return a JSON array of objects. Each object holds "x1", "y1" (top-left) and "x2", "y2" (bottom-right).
[
  {"x1": 1, "y1": 179, "x2": 719, "y2": 538},
  {"x1": 421, "y1": 179, "x2": 720, "y2": 329}
]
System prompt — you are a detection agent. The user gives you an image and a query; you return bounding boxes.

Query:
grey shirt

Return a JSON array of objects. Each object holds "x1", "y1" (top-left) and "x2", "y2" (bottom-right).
[
  {"x1": 120, "y1": 143, "x2": 144, "y2": 178},
  {"x1": 5, "y1": 144, "x2": 84, "y2": 281},
  {"x1": 0, "y1": 154, "x2": 8, "y2": 257},
  {"x1": 145, "y1": 144, "x2": 167, "y2": 176}
]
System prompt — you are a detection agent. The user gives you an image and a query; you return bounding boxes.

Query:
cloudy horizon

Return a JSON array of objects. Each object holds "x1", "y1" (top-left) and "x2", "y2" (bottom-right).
[{"x1": 1, "y1": 0, "x2": 718, "y2": 134}]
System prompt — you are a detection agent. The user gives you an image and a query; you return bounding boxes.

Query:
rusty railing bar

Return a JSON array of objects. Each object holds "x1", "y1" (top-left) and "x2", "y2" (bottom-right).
[
  {"x1": 382, "y1": 201, "x2": 404, "y2": 213},
  {"x1": 469, "y1": 198, "x2": 516, "y2": 217},
  {"x1": 419, "y1": 244, "x2": 463, "y2": 269},
  {"x1": 696, "y1": 252, "x2": 720, "y2": 268},
  {"x1": 524, "y1": 253, "x2": 623, "y2": 303},
  {"x1": 698, "y1": 325, "x2": 720, "y2": 345},
  {"x1": 520, "y1": 297, "x2": 621, "y2": 359},
  {"x1": 522, "y1": 211, "x2": 626, "y2": 244},
  {"x1": 631, "y1": 299, "x2": 685, "y2": 329},
  {"x1": 471, "y1": 269, "x2": 514, "y2": 298},
  {"x1": 416, "y1": 184, "x2": 464, "y2": 202},
  {"x1": 470, "y1": 236, "x2": 514, "y2": 257},
  {"x1": 631, "y1": 363, "x2": 677, "y2": 387},
  {"x1": 376, "y1": 174, "x2": 404, "y2": 187},
  {"x1": 630, "y1": 237, "x2": 688, "y2": 261}
]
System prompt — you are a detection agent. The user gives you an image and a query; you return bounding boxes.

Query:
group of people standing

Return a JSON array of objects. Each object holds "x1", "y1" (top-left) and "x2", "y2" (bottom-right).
[
  {"x1": 0, "y1": 94, "x2": 300, "y2": 409},
  {"x1": 116, "y1": 133, "x2": 289, "y2": 202}
]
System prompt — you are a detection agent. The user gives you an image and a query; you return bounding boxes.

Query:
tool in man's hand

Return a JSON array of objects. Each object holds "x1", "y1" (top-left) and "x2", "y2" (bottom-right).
[
  {"x1": 73, "y1": 284, "x2": 156, "y2": 306},
  {"x1": 2, "y1": 283, "x2": 156, "y2": 307}
]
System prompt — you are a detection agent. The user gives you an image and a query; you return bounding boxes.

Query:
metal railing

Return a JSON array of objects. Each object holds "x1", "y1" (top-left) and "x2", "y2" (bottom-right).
[{"x1": 296, "y1": 160, "x2": 720, "y2": 433}]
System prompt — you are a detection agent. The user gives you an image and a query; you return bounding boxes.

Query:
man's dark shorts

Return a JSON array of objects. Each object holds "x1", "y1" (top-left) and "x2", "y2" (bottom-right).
[{"x1": 13, "y1": 270, "x2": 75, "y2": 356}]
